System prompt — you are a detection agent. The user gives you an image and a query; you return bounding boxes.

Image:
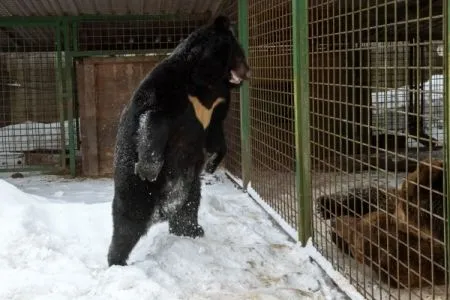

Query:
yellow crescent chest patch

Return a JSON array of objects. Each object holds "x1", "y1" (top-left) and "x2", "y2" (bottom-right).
[{"x1": 188, "y1": 95, "x2": 225, "y2": 129}]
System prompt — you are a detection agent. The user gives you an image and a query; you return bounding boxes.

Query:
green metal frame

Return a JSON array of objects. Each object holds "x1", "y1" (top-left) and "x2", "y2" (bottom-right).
[
  {"x1": 238, "y1": 0, "x2": 251, "y2": 191},
  {"x1": 56, "y1": 25, "x2": 66, "y2": 170},
  {"x1": 445, "y1": 0, "x2": 450, "y2": 281},
  {"x1": 293, "y1": 0, "x2": 311, "y2": 243},
  {"x1": 63, "y1": 20, "x2": 77, "y2": 177}
]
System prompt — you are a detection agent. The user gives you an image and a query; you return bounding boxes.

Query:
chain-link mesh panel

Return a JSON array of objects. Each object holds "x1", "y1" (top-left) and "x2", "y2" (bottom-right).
[{"x1": 310, "y1": 0, "x2": 446, "y2": 298}]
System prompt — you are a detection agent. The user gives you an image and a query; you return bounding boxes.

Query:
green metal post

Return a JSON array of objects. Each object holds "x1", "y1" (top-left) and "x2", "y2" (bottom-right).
[
  {"x1": 63, "y1": 20, "x2": 76, "y2": 177},
  {"x1": 293, "y1": 0, "x2": 312, "y2": 243},
  {"x1": 56, "y1": 24, "x2": 66, "y2": 170},
  {"x1": 444, "y1": 0, "x2": 450, "y2": 284},
  {"x1": 71, "y1": 20, "x2": 80, "y2": 151},
  {"x1": 72, "y1": 21, "x2": 78, "y2": 52},
  {"x1": 238, "y1": 0, "x2": 251, "y2": 190}
]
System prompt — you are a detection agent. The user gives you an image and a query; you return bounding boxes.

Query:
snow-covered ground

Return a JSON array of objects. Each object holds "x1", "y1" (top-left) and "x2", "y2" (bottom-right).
[{"x1": 0, "y1": 170, "x2": 351, "y2": 300}]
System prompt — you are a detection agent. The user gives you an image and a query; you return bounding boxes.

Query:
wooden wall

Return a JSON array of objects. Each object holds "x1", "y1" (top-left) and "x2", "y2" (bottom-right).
[{"x1": 76, "y1": 56, "x2": 162, "y2": 176}]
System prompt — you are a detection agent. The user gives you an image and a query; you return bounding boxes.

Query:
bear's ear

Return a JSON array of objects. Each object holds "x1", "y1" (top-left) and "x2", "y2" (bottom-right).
[{"x1": 213, "y1": 15, "x2": 231, "y2": 32}]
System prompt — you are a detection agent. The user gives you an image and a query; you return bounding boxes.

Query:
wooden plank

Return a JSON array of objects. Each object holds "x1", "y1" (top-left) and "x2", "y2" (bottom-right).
[
  {"x1": 85, "y1": 63, "x2": 99, "y2": 176},
  {"x1": 77, "y1": 60, "x2": 99, "y2": 176},
  {"x1": 76, "y1": 56, "x2": 161, "y2": 176},
  {"x1": 97, "y1": 62, "x2": 121, "y2": 176}
]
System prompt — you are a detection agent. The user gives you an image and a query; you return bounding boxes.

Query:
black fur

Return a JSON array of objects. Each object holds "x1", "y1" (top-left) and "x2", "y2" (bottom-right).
[
  {"x1": 317, "y1": 187, "x2": 383, "y2": 220},
  {"x1": 107, "y1": 16, "x2": 249, "y2": 267}
]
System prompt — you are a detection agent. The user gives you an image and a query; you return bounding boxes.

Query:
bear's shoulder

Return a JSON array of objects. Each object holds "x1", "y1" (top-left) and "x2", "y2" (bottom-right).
[
  {"x1": 127, "y1": 15, "x2": 245, "y2": 115},
  {"x1": 129, "y1": 62, "x2": 190, "y2": 112}
]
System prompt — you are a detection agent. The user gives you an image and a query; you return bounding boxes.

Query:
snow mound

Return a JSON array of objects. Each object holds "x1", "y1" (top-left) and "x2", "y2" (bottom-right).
[{"x1": 0, "y1": 172, "x2": 348, "y2": 299}]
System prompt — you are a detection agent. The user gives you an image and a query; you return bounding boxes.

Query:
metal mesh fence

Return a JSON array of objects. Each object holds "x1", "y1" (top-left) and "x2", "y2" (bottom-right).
[
  {"x1": 2, "y1": 2, "x2": 446, "y2": 297},
  {"x1": 0, "y1": 25, "x2": 68, "y2": 171},
  {"x1": 246, "y1": 0, "x2": 298, "y2": 229},
  {"x1": 310, "y1": 0, "x2": 446, "y2": 299},
  {"x1": 221, "y1": 0, "x2": 243, "y2": 179},
  {"x1": 76, "y1": 16, "x2": 206, "y2": 53}
]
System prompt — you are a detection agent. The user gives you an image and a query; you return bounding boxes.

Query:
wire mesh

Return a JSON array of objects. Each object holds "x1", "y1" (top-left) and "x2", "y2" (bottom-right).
[
  {"x1": 76, "y1": 16, "x2": 206, "y2": 52},
  {"x1": 0, "y1": 25, "x2": 68, "y2": 171},
  {"x1": 247, "y1": 0, "x2": 298, "y2": 229},
  {"x1": 310, "y1": 0, "x2": 446, "y2": 299},
  {"x1": 222, "y1": 0, "x2": 243, "y2": 179}
]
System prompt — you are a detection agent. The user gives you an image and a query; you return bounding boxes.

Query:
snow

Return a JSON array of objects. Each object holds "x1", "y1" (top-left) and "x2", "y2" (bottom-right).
[
  {"x1": 225, "y1": 172, "x2": 298, "y2": 244},
  {"x1": 0, "y1": 120, "x2": 77, "y2": 153},
  {"x1": 231, "y1": 174, "x2": 364, "y2": 300},
  {"x1": 305, "y1": 241, "x2": 365, "y2": 300},
  {"x1": 247, "y1": 182, "x2": 298, "y2": 242},
  {"x1": 0, "y1": 170, "x2": 349, "y2": 300},
  {"x1": 371, "y1": 75, "x2": 443, "y2": 110},
  {"x1": 371, "y1": 74, "x2": 444, "y2": 145}
]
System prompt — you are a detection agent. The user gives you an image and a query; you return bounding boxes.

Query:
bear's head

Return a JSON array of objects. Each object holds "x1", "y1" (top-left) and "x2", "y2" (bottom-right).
[{"x1": 172, "y1": 15, "x2": 250, "y2": 88}]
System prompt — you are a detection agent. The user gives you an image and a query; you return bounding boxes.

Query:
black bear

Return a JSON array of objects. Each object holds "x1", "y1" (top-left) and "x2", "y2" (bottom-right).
[{"x1": 107, "y1": 16, "x2": 250, "y2": 267}]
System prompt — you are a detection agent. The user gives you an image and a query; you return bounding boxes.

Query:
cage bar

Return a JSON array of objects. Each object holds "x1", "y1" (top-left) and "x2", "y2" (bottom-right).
[
  {"x1": 222, "y1": 0, "x2": 243, "y2": 180},
  {"x1": 55, "y1": 24, "x2": 66, "y2": 170},
  {"x1": 238, "y1": 0, "x2": 251, "y2": 189},
  {"x1": 63, "y1": 20, "x2": 76, "y2": 176},
  {"x1": 292, "y1": 0, "x2": 311, "y2": 243},
  {"x1": 445, "y1": 0, "x2": 450, "y2": 296},
  {"x1": 245, "y1": 0, "x2": 298, "y2": 231}
]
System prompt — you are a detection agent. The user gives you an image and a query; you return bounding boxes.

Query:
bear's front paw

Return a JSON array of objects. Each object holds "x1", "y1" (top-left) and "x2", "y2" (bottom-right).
[
  {"x1": 204, "y1": 153, "x2": 219, "y2": 174},
  {"x1": 169, "y1": 223, "x2": 205, "y2": 239},
  {"x1": 205, "y1": 161, "x2": 218, "y2": 174},
  {"x1": 134, "y1": 161, "x2": 163, "y2": 182}
]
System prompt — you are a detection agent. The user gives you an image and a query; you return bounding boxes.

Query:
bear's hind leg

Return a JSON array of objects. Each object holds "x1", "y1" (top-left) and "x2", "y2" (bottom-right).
[
  {"x1": 169, "y1": 176, "x2": 204, "y2": 238},
  {"x1": 107, "y1": 210, "x2": 149, "y2": 266}
]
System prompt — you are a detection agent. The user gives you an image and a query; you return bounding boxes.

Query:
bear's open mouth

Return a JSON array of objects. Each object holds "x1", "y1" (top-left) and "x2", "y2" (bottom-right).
[{"x1": 229, "y1": 70, "x2": 243, "y2": 84}]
